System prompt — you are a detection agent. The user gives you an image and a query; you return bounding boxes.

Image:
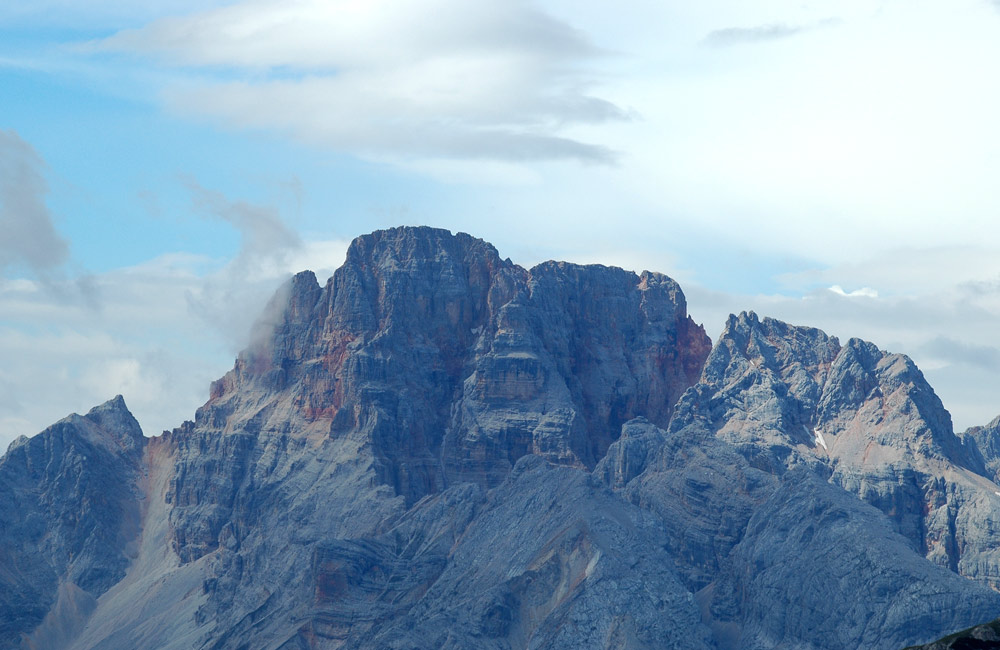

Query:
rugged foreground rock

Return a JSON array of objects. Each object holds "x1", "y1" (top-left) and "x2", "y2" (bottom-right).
[{"x1": 3, "y1": 226, "x2": 1000, "y2": 649}]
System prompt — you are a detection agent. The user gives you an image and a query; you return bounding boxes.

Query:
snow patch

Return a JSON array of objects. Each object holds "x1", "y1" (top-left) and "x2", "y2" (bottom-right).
[
  {"x1": 814, "y1": 428, "x2": 829, "y2": 451},
  {"x1": 585, "y1": 549, "x2": 602, "y2": 579}
]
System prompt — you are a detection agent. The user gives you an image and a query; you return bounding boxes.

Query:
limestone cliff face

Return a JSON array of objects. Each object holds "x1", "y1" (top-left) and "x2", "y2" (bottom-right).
[
  {"x1": 155, "y1": 226, "x2": 712, "y2": 647},
  {"x1": 962, "y1": 415, "x2": 1000, "y2": 482},
  {"x1": 210, "y1": 226, "x2": 709, "y2": 492},
  {"x1": 668, "y1": 311, "x2": 1000, "y2": 581},
  {"x1": 0, "y1": 397, "x2": 144, "y2": 647},
  {"x1": 4, "y1": 227, "x2": 1000, "y2": 650},
  {"x1": 165, "y1": 226, "x2": 710, "y2": 566},
  {"x1": 614, "y1": 313, "x2": 1000, "y2": 648}
]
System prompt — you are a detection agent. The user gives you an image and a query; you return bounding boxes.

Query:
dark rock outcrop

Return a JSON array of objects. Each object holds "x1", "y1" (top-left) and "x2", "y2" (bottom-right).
[
  {"x1": 903, "y1": 617, "x2": 1000, "y2": 649},
  {"x1": 713, "y1": 471, "x2": 1000, "y2": 650}
]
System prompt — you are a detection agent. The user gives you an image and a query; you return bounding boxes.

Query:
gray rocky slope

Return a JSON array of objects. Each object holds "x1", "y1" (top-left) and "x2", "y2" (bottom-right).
[{"x1": 3, "y1": 226, "x2": 1000, "y2": 649}]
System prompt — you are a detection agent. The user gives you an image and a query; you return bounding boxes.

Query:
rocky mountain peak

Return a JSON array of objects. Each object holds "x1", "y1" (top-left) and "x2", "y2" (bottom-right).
[
  {"x1": 684, "y1": 310, "x2": 973, "y2": 472},
  {"x1": 1, "y1": 396, "x2": 146, "y2": 462},
  {"x1": 8, "y1": 228, "x2": 1000, "y2": 650},
  {"x1": 343, "y1": 224, "x2": 504, "y2": 270},
  {"x1": 661, "y1": 310, "x2": 1000, "y2": 585},
  {"x1": 197, "y1": 226, "x2": 710, "y2": 500},
  {"x1": 704, "y1": 310, "x2": 840, "y2": 405},
  {"x1": 0, "y1": 398, "x2": 145, "y2": 644},
  {"x1": 77, "y1": 395, "x2": 145, "y2": 455},
  {"x1": 163, "y1": 226, "x2": 712, "y2": 590}
]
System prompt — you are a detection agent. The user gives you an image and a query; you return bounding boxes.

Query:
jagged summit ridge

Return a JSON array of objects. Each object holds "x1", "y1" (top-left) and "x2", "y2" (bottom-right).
[
  {"x1": 682, "y1": 310, "x2": 973, "y2": 470},
  {"x1": 199, "y1": 225, "x2": 711, "y2": 502},
  {"x1": 666, "y1": 310, "x2": 1000, "y2": 588},
  {"x1": 5, "y1": 227, "x2": 1000, "y2": 649}
]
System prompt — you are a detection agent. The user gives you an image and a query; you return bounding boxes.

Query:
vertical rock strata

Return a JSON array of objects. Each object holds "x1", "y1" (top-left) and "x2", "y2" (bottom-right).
[
  {"x1": 4, "y1": 227, "x2": 1000, "y2": 649},
  {"x1": 156, "y1": 226, "x2": 713, "y2": 647},
  {"x1": 167, "y1": 225, "x2": 710, "y2": 562}
]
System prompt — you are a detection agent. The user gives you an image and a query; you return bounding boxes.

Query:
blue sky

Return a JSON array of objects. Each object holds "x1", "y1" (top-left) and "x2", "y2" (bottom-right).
[{"x1": 3, "y1": 0, "x2": 1000, "y2": 448}]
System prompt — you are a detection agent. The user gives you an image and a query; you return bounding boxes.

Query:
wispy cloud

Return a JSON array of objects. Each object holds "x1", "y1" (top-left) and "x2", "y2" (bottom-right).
[
  {"x1": 704, "y1": 23, "x2": 806, "y2": 46},
  {"x1": 0, "y1": 130, "x2": 69, "y2": 277},
  {"x1": 184, "y1": 178, "x2": 301, "y2": 265},
  {"x1": 0, "y1": 130, "x2": 102, "y2": 310},
  {"x1": 704, "y1": 19, "x2": 839, "y2": 47},
  {"x1": 88, "y1": 0, "x2": 625, "y2": 164},
  {"x1": 918, "y1": 336, "x2": 1000, "y2": 371},
  {"x1": 181, "y1": 180, "x2": 306, "y2": 346}
]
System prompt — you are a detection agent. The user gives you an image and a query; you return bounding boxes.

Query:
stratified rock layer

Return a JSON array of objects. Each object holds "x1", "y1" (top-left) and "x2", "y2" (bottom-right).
[
  {"x1": 131, "y1": 226, "x2": 711, "y2": 649},
  {"x1": 3, "y1": 227, "x2": 1000, "y2": 650}
]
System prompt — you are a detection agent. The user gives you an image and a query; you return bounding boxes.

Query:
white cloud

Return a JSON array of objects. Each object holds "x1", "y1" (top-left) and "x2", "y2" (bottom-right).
[
  {"x1": 90, "y1": 0, "x2": 625, "y2": 163},
  {"x1": 549, "y1": 0, "x2": 1000, "y2": 264},
  {"x1": 703, "y1": 19, "x2": 839, "y2": 47},
  {"x1": 0, "y1": 258, "x2": 223, "y2": 450},
  {"x1": 828, "y1": 285, "x2": 878, "y2": 299},
  {"x1": 180, "y1": 180, "x2": 348, "y2": 347}
]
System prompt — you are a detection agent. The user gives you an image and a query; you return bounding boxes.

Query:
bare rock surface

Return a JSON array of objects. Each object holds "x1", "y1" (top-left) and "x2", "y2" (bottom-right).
[
  {"x1": 963, "y1": 416, "x2": 1000, "y2": 483},
  {"x1": 4, "y1": 227, "x2": 1000, "y2": 649},
  {"x1": 0, "y1": 397, "x2": 144, "y2": 647},
  {"x1": 673, "y1": 312, "x2": 1000, "y2": 586},
  {"x1": 711, "y1": 471, "x2": 1000, "y2": 650}
]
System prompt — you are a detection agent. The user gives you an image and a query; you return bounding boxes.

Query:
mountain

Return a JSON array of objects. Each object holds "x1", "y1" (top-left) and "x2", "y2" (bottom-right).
[
  {"x1": 3, "y1": 226, "x2": 1000, "y2": 649},
  {"x1": 0, "y1": 397, "x2": 144, "y2": 648}
]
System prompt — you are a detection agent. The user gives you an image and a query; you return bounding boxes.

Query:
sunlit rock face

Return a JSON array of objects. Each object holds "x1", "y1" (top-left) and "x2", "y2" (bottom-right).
[
  {"x1": 668, "y1": 311, "x2": 1000, "y2": 591},
  {"x1": 174, "y1": 227, "x2": 710, "y2": 545},
  {"x1": 5, "y1": 227, "x2": 1000, "y2": 650}
]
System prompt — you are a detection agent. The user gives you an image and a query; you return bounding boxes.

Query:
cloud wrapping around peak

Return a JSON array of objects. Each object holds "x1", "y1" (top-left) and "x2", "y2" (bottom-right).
[
  {"x1": 93, "y1": 0, "x2": 625, "y2": 163},
  {"x1": 180, "y1": 180, "x2": 306, "y2": 346},
  {"x1": 0, "y1": 130, "x2": 69, "y2": 278},
  {"x1": 184, "y1": 178, "x2": 302, "y2": 266}
]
